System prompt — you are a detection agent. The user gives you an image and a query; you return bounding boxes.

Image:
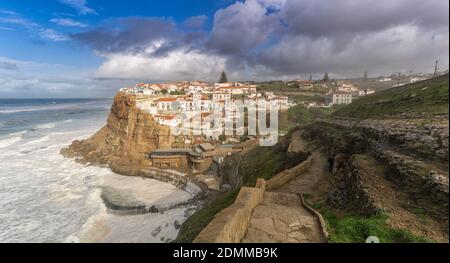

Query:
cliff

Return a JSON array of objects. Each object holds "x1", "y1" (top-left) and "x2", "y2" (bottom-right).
[{"x1": 61, "y1": 92, "x2": 174, "y2": 175}]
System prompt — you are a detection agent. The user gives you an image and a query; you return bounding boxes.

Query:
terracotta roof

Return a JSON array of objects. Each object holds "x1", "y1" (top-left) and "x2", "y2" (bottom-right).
[
  {"x1": 155, "y1": 114, "x2": 176, "y2": 120},
  {"x1": 156, "y1": 98, "x2": 178, "y2": 102}
]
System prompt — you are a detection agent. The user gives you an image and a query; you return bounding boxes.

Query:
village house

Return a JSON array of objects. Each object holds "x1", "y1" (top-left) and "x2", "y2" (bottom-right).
[
  {"x1": 154, "y1": 114, "x2": 180, "y2": 127},
  {"x1": 377, "y1": 77, "x2": 393, "y2": 82},
  {"x1": 156, "y1": 97, "x2": 178, "y2": 111},
  {"x1": 326, "y1": 91, "x2": 353, "y2": 105},
  {"x1": 269, "y1": 96, "x2": 290, "y2": 110},
  {"x1": 297, "y1": 80, "x2": 314, "y2": 90},
  {"x1": 212, "y1": 92, "x2": 232, "y2": 101}
]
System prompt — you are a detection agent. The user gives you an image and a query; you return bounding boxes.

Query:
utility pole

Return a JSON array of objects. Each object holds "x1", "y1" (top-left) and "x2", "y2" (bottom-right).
[
  {"x1": 433, "y1": 60, "x2": 439, "y2": 78},
  {"x1": 397, "y1": 72, "x2": 401, "y2": 87}
]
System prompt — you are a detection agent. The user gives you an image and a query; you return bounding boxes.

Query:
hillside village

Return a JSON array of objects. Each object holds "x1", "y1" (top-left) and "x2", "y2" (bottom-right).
[
  {"x1": 117, "y1": 74, "x2": 399, "y2": 132},
  {"x1": 120, "y1": 80, "x2": 292, "y2": 137}
]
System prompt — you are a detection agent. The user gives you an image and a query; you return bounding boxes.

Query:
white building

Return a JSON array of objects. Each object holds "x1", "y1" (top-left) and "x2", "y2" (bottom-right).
[
  {"x1": 212, "y1": 93, "x2": 232, "y2": 101},
  {"x1": 269, "y1": 96, "x2": 290, "y2": 110},
  {"x1": 326, "y1": 91, "x2": 352, "y2": 105},
  {"x1": 410, "y1": 77, "x2": 427, "y2": 83},
  {"x1": 154, "y1": 115, "x2": 180, "y2": 127},
  {"x1": 156, "y1": 98, "x2": 178, "y2": 111},
  {"x1": 377, "y1": 77, "x2": 392, "y2": 82}
]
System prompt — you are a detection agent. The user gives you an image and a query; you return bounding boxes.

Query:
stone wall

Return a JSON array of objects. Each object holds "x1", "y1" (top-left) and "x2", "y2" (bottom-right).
[
  {"x1": 193, "y1": 179, "x2": 266, "y2": 243},
  {"x1": 266, "y1": 155, "x2": 312, "y2": 191}
]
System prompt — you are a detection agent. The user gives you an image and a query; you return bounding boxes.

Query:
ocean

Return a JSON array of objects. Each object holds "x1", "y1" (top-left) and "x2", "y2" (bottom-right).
[{"x1": 0, "y1": 99, "x2": 194, "y2": 243}]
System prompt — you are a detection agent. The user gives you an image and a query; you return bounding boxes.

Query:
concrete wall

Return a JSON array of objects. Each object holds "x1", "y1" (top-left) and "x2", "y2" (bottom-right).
[
  {"x1": 151, "y1": 155, "x2": 191, "y2": 173},
  {"x1": 194, "y1": 179, "x2": 266, "y2": 243},
  {"x1": 266, "y1": 155, "x2": 312, "y2": 191}
]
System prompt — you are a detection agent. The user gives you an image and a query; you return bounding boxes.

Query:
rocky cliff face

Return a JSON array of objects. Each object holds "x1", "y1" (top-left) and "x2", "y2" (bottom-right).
[
  {"x1": 61, "y1": 92, "x2": 174, "y2": 175},
  {"x1": 302, "y1": 117, "x2": 449, "y2": 241}
]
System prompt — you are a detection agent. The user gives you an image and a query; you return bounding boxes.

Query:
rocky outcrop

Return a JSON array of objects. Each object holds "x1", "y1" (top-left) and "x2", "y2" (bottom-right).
[
  {"x1": 218, "y1": 153, "x2": 242, "y2": 190},
  {"x1": 303, "y1": 117, "x2": 449, "y2": 225},
  {"x1": 61, "y1": 92, "x2": 174, "y2": 175},
  {"x1": 328, "y1": 155, "x2": 387, "y2": 215}
]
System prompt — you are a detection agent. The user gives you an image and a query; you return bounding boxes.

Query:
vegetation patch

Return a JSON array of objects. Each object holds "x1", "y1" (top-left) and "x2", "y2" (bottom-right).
[
  {"x1": 333, "y1": 74, "x2": 449, "y2": 119},
  {"x1": 319, "y1": 207, "x2": 432, "y2": 243},
  {"x1": 239, "y1": 145, "x2": 287, "y2": 186},
  {"x1": 257, "y1": 81, "x2": 300, "y2": 92},
  {"x1": 286, "y1": 104, "x2": 337, "y2": 126},
  {"x1": 173, "y1": 190, "x2": 239, "y2": 243}
]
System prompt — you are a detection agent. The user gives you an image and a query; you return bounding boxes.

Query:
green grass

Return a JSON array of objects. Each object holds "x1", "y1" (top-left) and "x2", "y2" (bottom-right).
[
  {"x1": 286, "y1": 104, "x2": 337, "y2": 126},
  {"x1": 257, "y1": 82, "x2": 300, "y2": 92},
  {"x1": 333, "y1": 74, "x2": 449, "y2": 119},
  {"x1": 239, "y1": 145, "x2": 287, "y2": 186},
  {"x1": 291, "y1": 94, "x2": 325, "y2": 103},
  {"x1": 320, "y1": 208, "x2": 432, "y2": 243},
  {"x1": 173, "y1": 190, "x2": 239, "y2": 243}
]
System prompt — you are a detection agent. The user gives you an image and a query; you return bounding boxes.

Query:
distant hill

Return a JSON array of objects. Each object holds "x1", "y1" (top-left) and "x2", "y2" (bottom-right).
[{"x1": 333, "y1": 74, "x2": 449, "y2": 119}]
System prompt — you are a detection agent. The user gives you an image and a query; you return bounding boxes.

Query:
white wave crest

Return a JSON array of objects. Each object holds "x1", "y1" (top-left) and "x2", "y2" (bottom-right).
[
  {"x1": 0, "y1": 135, "x2": 23, "y2": 149},
  {"x1": 36, "y1": 122, "x2": 57, "y2": 130}
]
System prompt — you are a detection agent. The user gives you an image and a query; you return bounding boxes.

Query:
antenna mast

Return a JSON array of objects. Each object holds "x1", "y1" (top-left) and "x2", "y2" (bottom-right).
[{"x1": 433, "y1": 60, "x2": 439, "y2": 78}]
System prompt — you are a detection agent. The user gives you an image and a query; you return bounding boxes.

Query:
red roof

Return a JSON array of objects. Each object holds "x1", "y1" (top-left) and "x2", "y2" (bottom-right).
[
  {"x1": 155, "y1": 114, "x2": 176, "y2": 120},
  {"x1": 156, "y1": 98, "x2": 177, "y2": 102}
]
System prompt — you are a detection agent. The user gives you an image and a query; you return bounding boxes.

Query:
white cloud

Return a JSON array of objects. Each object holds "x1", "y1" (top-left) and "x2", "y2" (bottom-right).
[
  {"x1": 50, "y1": 18, "x2": 89, "y2": 28},
  {"x1": 59, "y1": 0, "x2": 97, "y2": 15},
  {"x1": 0, "y1": 17, "x2": 38, "y2": 28},
  {"x1": 38, "y1": 28, "x2": 69, "y2": 41},
  {"x1": 95, "y1": 48, "x2": 227, "y2": 81},
  {"x1": 0, "y1": 13, "x2": 69, "y2": 42}
]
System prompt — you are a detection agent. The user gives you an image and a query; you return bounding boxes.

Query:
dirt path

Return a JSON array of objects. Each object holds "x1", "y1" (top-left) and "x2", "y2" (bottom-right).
[
  {"x1": 242, "y1": 192, "x2": 325, "y2": 243},
  {"x1": 280, "y1": 151, "x2": 332, "y2": 204},
  {"x1": 283, "y1": 130, "x2": 332, "y2": 204}
]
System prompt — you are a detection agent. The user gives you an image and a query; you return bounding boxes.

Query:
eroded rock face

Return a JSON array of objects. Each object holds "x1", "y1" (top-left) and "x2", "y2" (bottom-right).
[
  {"x1": 303, "y1": 117, "x2": 449, "y2": 222},
  {"x1": 61, "y1": 92, "x2": 174, "y2": 175},
  {"x1": 328, "y1": 155, "x2": 386, "y2": 216}
]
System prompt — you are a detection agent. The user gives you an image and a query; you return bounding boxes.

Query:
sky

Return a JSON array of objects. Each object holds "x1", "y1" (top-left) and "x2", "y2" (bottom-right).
[{"x1": 0, "y1": 0, "x2": 448, "y2": 98}]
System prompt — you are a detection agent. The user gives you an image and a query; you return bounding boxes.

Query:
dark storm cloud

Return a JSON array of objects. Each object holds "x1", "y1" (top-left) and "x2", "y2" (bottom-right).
[
  {"x1": 206, "y1": 0, "x2": 283, "y2": 55},
  {"x1": 281, "y1": 0, "x2": 448, "y2": 38},
  {"x1": 72, "y1": 0, "x2": 449, "y2": 80},
  {"x1": 72, "y1": 16, "x2": 212, "y2": 58},
  {"x1": 72, "y1": 17, "x2": 181, "y2": 54}
]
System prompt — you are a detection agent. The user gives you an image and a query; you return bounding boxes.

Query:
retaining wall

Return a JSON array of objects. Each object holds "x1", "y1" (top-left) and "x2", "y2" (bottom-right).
[
  {"x1": 266, "y1": 155, "x2": 313, "y2": 191},
  {"x1": 194, "y1": 179, "x2": 266, "y2": 243},
  {"x1": 193, "y1": 156, "x2": 326, "y2": 243}
]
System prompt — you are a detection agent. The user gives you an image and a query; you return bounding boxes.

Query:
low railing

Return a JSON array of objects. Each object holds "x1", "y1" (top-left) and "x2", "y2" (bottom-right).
[{"x1": 297, "y1": 193, "x2": 329, "y2": 242}]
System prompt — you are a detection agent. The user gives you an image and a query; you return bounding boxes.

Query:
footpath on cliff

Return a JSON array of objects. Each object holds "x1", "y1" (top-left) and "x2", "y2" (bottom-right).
[{"x1": 242, "y1": 130, "x2": 330, "y2": 243}]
